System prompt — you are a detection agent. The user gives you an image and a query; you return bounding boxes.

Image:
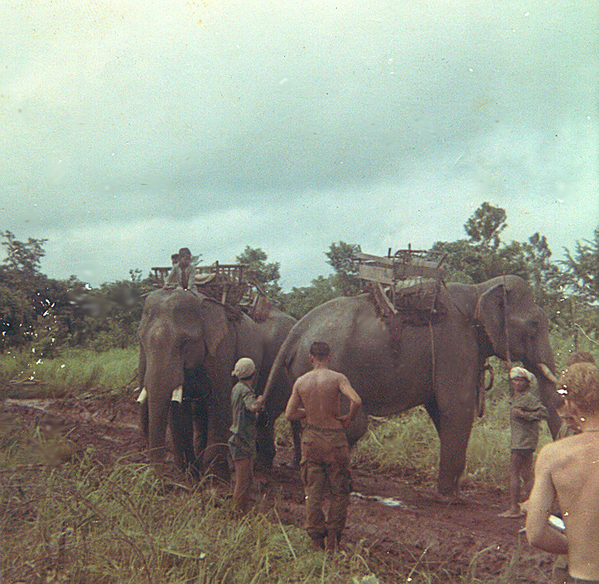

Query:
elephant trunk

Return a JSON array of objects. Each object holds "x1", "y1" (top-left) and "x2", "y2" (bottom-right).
[
  {"x1": 147, "y1": 388, "x2": 171, "y2": 471},
  {"x1": 524, "y1": 357, "x2": 561, "y2": 439},
  {"x1": 145, "y1": 356, "x2": 185, "y2": 472},
  {"x1": 537, "y1": 363, "x2": 559, "y2": 384}
]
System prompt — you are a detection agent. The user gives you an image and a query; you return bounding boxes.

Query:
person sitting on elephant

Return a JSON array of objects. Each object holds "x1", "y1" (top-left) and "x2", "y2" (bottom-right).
[
  {"x1": 228, "y1": 357, "x2": 265, "y2": 514},
  {"x1": 526, "y1": 362, "x2": 599, "y2": 583},
  {"x1": 499, "y1": 366, "x2": 548, "y2": 518},
  {"x1": 164, "y1": 247, "x2": 197, "y2": 293},
  {"x1": 284, "y1": 341, "x2": 362, "y2": 552}
]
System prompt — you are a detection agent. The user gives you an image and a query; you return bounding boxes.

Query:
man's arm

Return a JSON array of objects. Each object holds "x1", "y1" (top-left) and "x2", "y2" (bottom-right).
[
  {"x1": 164, "y1": 265, "x2": 180, "y2": 288},
  {"x1": 187, "y1": 265, "x2": 199, "y2": 292},
  {"x1": 284, "y1": 382, "x2": 306, "y2": 421},
  {"x1": 513, "y1": 407, "x2": 547, "y2": 422},
  {"x1": 336, "y1": 375, "x2": 362, "y2": 428},
  {"x1": 247, "y1": 393, "x2": 266, "y2": 413},
  {"x1": 525, "y1": 445, "x2": 568, "y2": 554}
]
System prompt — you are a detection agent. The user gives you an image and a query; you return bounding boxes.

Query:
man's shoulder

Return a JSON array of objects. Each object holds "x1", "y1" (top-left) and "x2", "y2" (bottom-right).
[
  {"x1": 232, "y1": 381, "x2": 251, "y2": 395},
  {"x1": 295, "y1": 368, "x2": 345, "y2": 391},
  {"x1": 537, "y1": 435, "x2": 579, "y2": 467}
]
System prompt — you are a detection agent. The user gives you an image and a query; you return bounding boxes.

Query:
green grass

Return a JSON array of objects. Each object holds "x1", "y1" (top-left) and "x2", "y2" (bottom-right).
[
  {"x1": 2, "y1": 334, "x2": 597, "y2": 582},
  {"x1": 351, "y1": 367, "x2": 554, "y2": 490},
  {"x1": 0, "y1": 424, "x2": 382, "y2": 584},
  {"x1": 0, "y1": 347, "x2": 139, "y2": 399}
]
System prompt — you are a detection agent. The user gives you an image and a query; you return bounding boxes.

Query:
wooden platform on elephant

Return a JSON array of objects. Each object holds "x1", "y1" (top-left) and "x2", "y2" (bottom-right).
[
  {"x1": 357, "y1": 247, "x2": 446, "y2": 320},
  {"x1": 150, "y1": 262, "x2": 272, "y2": 322}
]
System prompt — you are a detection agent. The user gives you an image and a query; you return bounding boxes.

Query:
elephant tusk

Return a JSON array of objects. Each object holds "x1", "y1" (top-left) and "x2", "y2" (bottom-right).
[
  {"x1": 137, "y1": 387, "x2": 148, "y2": 403},
  {"x1": 171, "y1": 386, "x2": 183, "y2": 403},
  {"x1": 537, "y1": 363, "x2": 559, "y2": 384}
]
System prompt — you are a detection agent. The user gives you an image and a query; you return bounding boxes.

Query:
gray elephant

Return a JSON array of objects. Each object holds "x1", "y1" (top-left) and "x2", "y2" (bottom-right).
[
  {"x1": 137, "y1": 288, "x2": 296, "y2": 475},
  {"x1": 263, "y1": 275, "x2": 560, "y2": 497}
]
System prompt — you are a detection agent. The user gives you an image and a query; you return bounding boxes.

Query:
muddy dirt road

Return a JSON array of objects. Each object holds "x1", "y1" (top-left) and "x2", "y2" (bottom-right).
[{"x1": 1, "y1": 396, "x2": 556, "y2": 583}]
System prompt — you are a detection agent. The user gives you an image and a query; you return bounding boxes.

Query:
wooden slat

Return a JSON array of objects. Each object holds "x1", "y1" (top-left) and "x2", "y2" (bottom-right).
[
  {"x1": 394, "y1": 264, "x2": 444, "y2": 279},
  {"x1": 358, "y1": 264, "x2": 395, "y2": 285}
]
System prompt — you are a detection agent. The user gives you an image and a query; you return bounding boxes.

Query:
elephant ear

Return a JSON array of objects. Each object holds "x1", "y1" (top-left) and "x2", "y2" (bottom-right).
[
  {"x1": 474, "y1": 283, "x2": 509, "y2": 359},
  {"x1": 200, "y1": 298, "x2": 229, "y2": 358}
]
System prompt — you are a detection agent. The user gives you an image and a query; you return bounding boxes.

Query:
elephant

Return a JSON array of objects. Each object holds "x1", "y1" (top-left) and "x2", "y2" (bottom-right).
[
  {"x1": 263, "y1": 275, "x2": 560, "y2": 497},
  {"x1": 137, "y1": 288, "x2": 296, "y2": 475}
]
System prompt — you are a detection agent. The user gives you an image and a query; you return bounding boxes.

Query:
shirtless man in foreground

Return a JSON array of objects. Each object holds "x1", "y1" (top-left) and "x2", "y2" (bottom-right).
[
  {"x1": 285, "y1": 341, "x2": 362, "y2": 552},
  {"x1": 525, "y1": 361, "x2": 599, "y2": 583}
]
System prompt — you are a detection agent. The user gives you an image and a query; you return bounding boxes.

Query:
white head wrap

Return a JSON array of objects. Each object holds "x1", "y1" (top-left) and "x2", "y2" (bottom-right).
[
  {"x1": 509, "y1": 366, "x2": 535, "y2": 383},
  {"x1": 232, "y1": 357, "x2": 256, "y2": 379}
]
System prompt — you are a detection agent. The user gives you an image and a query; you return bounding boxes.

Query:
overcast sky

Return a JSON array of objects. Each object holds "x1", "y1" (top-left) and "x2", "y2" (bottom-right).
[{"x1": 2, "y1": 0, "x2": 598, "y2": 290}]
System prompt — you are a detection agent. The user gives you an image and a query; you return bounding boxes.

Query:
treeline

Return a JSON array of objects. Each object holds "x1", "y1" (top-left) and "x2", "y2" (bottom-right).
[{"x1": 1, "y1": 203, "x2": 598, "y2": 355}]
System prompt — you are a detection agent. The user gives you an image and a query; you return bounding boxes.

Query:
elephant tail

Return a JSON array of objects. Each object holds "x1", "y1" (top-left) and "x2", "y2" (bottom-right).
[{"x1": 261, "y1": 326, "x2": 299, "y2": 405}]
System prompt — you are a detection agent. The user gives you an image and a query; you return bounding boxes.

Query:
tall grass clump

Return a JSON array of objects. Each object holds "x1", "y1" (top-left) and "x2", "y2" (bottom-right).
[
  {"x1": 0, "y1": 347, "x2": 139, "y2": 398},
  {"x1": 352, "y1": 408, "x2": 439, "y2": 484}
]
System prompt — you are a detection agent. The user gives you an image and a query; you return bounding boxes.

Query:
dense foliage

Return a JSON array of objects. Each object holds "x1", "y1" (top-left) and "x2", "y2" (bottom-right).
[{"x1": 1, "y1": 204, "x2": 598, "y2": 354}]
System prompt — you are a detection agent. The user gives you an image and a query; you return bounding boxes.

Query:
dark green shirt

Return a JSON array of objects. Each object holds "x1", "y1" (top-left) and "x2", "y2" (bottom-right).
[
  {"x1": 510, "y1": 390, "x2": 548, "y2": 450},
  {"x1": 228, "y1": 381, "x2": 258, "y2": 458}
]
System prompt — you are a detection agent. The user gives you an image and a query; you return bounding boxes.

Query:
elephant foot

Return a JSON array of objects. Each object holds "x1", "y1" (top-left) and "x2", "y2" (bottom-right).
[
  {"x1": 429, "y1": 491, "x2": 466, "y2": 506},
  {"x1": 255, "y1": 456, "x2": 274, "y2": 472}
]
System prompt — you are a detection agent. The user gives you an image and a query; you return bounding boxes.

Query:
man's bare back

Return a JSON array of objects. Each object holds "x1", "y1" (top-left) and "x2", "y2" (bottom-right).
[
  {"x1": 526, "y1": 362, "x2": 599, "y2": 582},
  {"x1": 292, "y1": 368, "x2": 355, "y2": 429},
  {"x1": 527, "y1": 433, "x2": 599, "y2": 580},
  {"x1": 284, "y1": 341, "x2": 362, "y2": 552},
  {"x1": 285, "y1": 349, "x2": 362, "y2": 430}
]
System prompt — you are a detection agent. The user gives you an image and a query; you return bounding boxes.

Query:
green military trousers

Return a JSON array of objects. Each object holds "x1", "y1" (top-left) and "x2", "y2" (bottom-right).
[{"x1": 300, "y1": 425, "x2": 352, "y2": 543}]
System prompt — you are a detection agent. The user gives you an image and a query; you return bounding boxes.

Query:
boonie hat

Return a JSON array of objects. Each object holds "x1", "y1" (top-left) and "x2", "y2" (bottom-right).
[
  {"x1": 509, "y1": 366, "x2": 535, "y2": 382},
  {"x1": 232, "y1": 357, "x2": 256, "y2": 379}
]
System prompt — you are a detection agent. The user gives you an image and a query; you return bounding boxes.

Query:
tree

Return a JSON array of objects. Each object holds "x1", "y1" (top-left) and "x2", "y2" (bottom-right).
[
  {"x1": 0, "y1": 231, "x2": 54, "y2": 350},
  {"x1": 325, "y1": 241, "x2": 361, "y2": 296},
  {"x1": 563, "y1": 226, "x2": 599, "y2": 306},
  {"x1": 1, "y1": 230, "x2": 47, "y2": 274},
  {"x1": 464, "y1": 202, "x2": 506, "y2": 251},
  {"x1": 64, "y1": 269, "x2": 154, "y2": 350},
  {"x1": 520, "y1": 233, "x2": 563, "y2": 320},
  {"x1": 433, "y1": 203, "x2": 536, "y2": 284},
  {"x1": 236, "y1": 246, "x2": 282, "y2": 299},
  {"x1": 280, "y1": 275, "x2": 338, "y2": 320}
]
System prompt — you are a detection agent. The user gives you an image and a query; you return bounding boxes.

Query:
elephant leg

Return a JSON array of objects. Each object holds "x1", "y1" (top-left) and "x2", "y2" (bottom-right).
[
  {"x1": 170, "y1": 401, "x2": 195, "y2": 471},
  {"x1": 191, "y1": 400, "x2": 208, "y2": 476},
  {"x1": 424, "y1": 400, "x2": 441, "y2": 434},
  {"x1": 255, "y1": 412, "x2": 276, "y2": 469},
  {"x1": 139, "y1": 400, "x2": 149, "y2": 445},
  {"x1": 437, "y1": 410, "x2": 473, "y2": 496}
]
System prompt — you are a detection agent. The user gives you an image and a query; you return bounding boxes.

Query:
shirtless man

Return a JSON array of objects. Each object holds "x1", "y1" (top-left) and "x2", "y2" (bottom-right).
[
  {"x1": 525, "y1": 361, "x2": 599, "y2": 583},
  {"x1": 284, "y1": 341, "x2": 362, "y2": 552}
]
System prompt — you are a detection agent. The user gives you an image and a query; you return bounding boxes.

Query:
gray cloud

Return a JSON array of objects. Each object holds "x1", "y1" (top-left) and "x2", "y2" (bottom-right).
[{"x1": 2, "y1": 0, "x2": 598, "y2": 288}]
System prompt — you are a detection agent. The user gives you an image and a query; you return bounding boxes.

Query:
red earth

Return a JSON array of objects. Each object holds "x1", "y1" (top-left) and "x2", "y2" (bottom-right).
[{"x1": 1, "y1": 395, "x2": 557, "y2": 583}]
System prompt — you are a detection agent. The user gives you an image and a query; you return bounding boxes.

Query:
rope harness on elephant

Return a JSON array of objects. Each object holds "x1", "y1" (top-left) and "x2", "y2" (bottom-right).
[
  {"x1": 502, "y1": 274, "x2": 513, "y2": 372},
  {"x1": 371, "y1": 278, "x2": 498, "y2": 419}
]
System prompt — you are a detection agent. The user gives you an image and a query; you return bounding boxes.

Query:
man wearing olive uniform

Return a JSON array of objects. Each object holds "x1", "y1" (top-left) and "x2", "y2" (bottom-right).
[{"x1": 285, "y1": 341, "x2": 362, "y2": 552}]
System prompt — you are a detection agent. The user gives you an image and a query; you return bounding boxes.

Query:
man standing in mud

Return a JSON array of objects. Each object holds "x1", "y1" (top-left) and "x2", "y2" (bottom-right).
[{"x1": 284, "y1": 341, "x2": 362, "y2": 552}]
